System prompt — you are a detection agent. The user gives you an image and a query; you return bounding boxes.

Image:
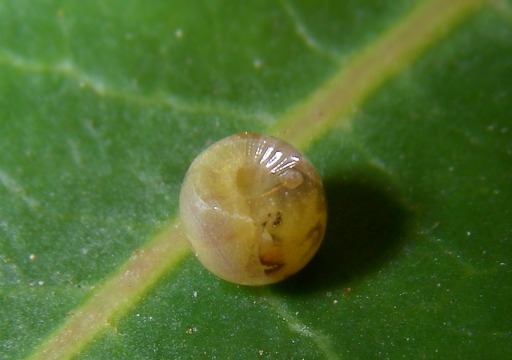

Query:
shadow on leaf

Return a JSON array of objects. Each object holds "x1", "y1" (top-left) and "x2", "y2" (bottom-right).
[{"x1": 274, "y1": 171, "x2": 412, "y2": 294}]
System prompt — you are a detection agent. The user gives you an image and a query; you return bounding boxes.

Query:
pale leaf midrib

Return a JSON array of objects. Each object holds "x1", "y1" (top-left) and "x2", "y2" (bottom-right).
[
  {"x1": 27, "y1": 223, "x2": 191, "y2": 360},
  {"x1": 271, "y1": 0, "x2": 484, "y2": 149},
  {"x1": 27, "y1": 0, "x2": 484, "y2": 359}
]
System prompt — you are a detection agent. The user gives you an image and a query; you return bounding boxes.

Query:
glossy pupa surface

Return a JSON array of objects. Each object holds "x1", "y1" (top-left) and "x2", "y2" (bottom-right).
[{"x1": 179, "y1": 132, "x2": 327, "y2": 285}]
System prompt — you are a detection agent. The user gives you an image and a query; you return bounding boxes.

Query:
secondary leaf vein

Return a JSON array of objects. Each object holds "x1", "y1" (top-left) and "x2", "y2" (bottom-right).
[
  {"x1": 0, "y1": 50, "x2": 272, "y2": 123},
  {"x1": 0, "y1": 170, "x2": 40, "y2": 209},
  {"x1": 261, "y1": 290, "x2": 338, "y2": 360},
  {"x1": 280, "y1": 0, "x2": 342, "y2": 62}
]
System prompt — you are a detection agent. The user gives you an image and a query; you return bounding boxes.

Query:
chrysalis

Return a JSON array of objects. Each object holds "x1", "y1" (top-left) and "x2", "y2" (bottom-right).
[{"x1": 179, "y1": 132, "x2": 327, "y2": 285}]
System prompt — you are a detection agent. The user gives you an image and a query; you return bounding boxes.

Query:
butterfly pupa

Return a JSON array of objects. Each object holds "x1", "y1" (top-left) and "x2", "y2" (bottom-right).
[{"x1": 179, "y1": 132, "x2": 327, "y2": 285}]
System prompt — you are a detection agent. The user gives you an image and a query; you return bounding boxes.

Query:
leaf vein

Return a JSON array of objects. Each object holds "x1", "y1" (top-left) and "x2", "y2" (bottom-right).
[
  {"x1": 261, "y1": 290, "x2": 338, "y2": 360},
  {"x1": 0, "y1": 170, "x2": 40, "y2": 209},
  {"x1": 421, "y1": 232, "x2": 480, "y2": 275},
  {"x1": 25, "y1": 0, "x2": 487, "y2": 358},
  {"x1": 279, "y1": 0, "x2": 342, "y2": 63},
  {"x1": 271, "y1": 0, "x2": 485, "y2": 149},
  {"x1": 0, "y1": 50, "x2": 273, "y2": 123}
]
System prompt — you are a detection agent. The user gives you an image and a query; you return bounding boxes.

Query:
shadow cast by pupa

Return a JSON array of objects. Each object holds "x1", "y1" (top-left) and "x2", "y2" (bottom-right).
[{"x1": 275, "y1": 171, "x2": 412, "y2": 294}]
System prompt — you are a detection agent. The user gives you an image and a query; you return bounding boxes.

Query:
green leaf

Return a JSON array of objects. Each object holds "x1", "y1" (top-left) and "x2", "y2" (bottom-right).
[{"x1": 1, "y1": 0, "x2": 511, "y2": 359}]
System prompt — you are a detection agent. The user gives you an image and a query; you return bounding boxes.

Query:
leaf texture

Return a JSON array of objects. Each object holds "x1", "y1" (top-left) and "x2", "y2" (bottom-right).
[{"x1": 1, "y1": 0, "x2": 511, "y2": 359}]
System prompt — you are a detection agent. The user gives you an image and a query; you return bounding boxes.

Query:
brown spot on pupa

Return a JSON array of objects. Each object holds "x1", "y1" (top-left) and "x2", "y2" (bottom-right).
[
  {"x1": 272, "y1": 212, "x2": 283, "y2": 226},
  {"x1": 261, "y1": 213, "x2": 272, "y2": 227}
]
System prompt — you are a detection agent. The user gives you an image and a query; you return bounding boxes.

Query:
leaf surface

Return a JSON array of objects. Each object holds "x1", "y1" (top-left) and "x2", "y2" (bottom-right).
[{"x1": 1, "y1": 0, "x2": 511, "y2": 359}]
